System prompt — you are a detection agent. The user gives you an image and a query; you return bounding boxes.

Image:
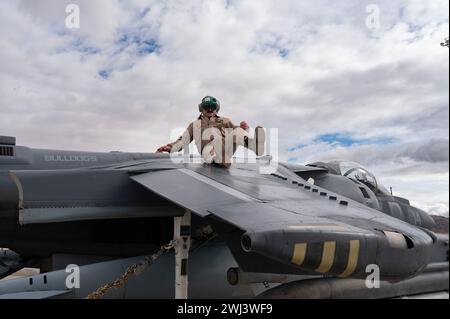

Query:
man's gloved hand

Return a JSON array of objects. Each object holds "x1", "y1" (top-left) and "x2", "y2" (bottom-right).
[
  {"x1": 240, "y1": 121, "x2": 249, "y2": 131},
  {"x1": 156, "y1": 145, "x2": 172, "y2": 153}
]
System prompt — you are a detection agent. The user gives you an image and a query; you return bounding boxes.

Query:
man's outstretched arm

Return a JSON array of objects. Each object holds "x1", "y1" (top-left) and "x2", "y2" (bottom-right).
[
  {"x1": 223, "y1": 117, "x2": 249, "y2": 131},
  {"x1": 156, "y1": 122, "x2": 194, "y2": 153}
]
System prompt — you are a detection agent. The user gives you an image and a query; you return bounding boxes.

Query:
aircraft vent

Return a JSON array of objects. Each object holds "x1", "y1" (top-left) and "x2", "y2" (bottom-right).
[
  {"x1": 0, "y1": 146, "x2": 14, "y2": 157},
  {"x1": 0, "y1": 136, "x2": 16, "y2": 145},
  {"x1": 359, "y1": 187, "x2": 371, "y2": 199}
]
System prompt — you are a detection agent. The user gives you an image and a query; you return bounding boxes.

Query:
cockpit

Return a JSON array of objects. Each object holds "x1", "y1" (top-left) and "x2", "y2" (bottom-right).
[{"x1": 309, "y1": 160, "x2": 391, "y2": 195}]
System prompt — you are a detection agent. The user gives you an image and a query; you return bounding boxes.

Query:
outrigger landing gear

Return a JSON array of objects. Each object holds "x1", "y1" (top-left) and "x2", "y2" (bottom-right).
[{"x1": 174, "y1": 210, "x2": 191, "y2": 299}]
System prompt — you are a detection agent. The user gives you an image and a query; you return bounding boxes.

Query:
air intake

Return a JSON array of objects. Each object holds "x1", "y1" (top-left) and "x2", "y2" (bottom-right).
[{"x1": 0, "y1": 146, "x2": 14, "y2": 157}]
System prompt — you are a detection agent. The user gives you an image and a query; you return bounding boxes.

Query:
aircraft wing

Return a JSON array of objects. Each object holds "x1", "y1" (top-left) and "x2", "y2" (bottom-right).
[
  {"x1": 9, "y1": 167, "x2": 183, "y2": 225},
  {"x1": 130, "y1": 164, "x2": 434, "y2": 281}
]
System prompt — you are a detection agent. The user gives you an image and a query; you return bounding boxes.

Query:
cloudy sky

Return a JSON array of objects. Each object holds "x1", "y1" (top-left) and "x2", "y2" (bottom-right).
[{"x1": 0, "y1": 0, "x2": 448, "y2": 216}]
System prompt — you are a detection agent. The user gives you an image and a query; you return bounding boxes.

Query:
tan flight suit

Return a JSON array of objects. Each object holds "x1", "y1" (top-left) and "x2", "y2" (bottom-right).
[{"x1": 167, "y1": 114, "x2": 251, "y2": 168}]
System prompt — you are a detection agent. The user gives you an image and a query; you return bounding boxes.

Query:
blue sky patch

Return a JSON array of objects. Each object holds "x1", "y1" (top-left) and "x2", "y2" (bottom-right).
[
  {"x1": 288, "y1": 132, "x2": 395, "y2": 152},
  {"x1": 70, "y1": 37, "x2": 100, "y2": 55},
  {"x1": 53, "y1": 36, "x2": 101, "y2": 55},
  {"x1": 137, "y1": 39, "x2": 160, "y2": 55},
  {"x1": 115, "y1": 33, "x2": 161, "y2": 56},
  {"x1": 98, "y1": 69, "x2": 112, "y2": 79},
  {"x1": 288, "y1": 143, "x2": 307, "y2": 152},
  {"x1": 314, "y1": 133, "x2": 395, "y2": 146},
  {"x1": 253, "y1": 36, "x2": 290, "y2": 59},
  {"x1": 79, "y1": 46, "x2": 101, "y2": 55},
  {"x1": 225, "y1": 0, "x2": 234, "y2": 8},
  {"x1": 138, "y1": 7, "x2": 151, "y2": 19},
  {"x1": 278, "y1": 48, "x2": 289, "y2": 58}
]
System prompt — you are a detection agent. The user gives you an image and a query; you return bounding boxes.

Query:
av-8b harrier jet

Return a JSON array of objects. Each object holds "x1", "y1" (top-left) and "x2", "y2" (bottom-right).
[{"x1": 0, "y1": 135, "x2": 448, "y2": 298}]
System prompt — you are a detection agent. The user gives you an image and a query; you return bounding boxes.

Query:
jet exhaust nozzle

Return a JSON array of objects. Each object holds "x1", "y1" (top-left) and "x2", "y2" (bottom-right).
[{"x1": 241, "y1": 234, "x2": 253, "y2": 252}]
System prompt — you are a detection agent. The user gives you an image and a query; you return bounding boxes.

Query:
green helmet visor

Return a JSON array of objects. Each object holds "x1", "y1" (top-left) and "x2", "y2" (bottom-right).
[
  {"x1": 201, "y1": 102, "x2": 219, "y2": 111},
  {"x1": 200, "y1": 96, "x2": 220, "y2": 111}
]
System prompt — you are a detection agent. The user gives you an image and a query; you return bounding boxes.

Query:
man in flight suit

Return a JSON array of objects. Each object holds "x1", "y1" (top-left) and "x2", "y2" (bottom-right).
[{"x1": 156, "y1": 96, "x2": 265, "y2": 168}]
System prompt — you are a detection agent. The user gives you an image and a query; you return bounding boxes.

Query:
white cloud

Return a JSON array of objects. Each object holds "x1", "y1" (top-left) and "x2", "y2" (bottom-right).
[{"x1": 0, "y1": 0, "x2": 448, "y2": 216}]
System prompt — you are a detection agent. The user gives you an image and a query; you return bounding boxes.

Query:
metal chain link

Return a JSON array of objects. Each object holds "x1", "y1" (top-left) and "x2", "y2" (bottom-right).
[{"x1": 85, "y1": 240, "x2": 177, "y2": 299}]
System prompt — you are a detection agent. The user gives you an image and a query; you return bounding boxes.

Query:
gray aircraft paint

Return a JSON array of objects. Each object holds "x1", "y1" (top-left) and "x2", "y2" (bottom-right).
[{"x1": 0, "y1": 136, "x2": 448, "y2": 298}]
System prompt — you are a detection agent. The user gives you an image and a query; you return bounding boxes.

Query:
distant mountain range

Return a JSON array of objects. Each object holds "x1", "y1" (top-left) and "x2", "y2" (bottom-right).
[{"x1": 431, "y1": 215, "x2": 449, "y2": 234}]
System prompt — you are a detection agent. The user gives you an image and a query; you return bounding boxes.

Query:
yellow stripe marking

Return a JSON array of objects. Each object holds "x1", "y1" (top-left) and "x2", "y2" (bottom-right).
[
  {"x1": 339, "y1": 240, "x2": 360, "y2": 278},
  {"x1": 9, "y1": 172, "x2": 24, "y2": 210},
  {"x1": 291, "y1": 243, "x2": 307, "y2": 266},
  {"x1": 315, "y1": 241, "x2": 336, "y2": 273}
]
